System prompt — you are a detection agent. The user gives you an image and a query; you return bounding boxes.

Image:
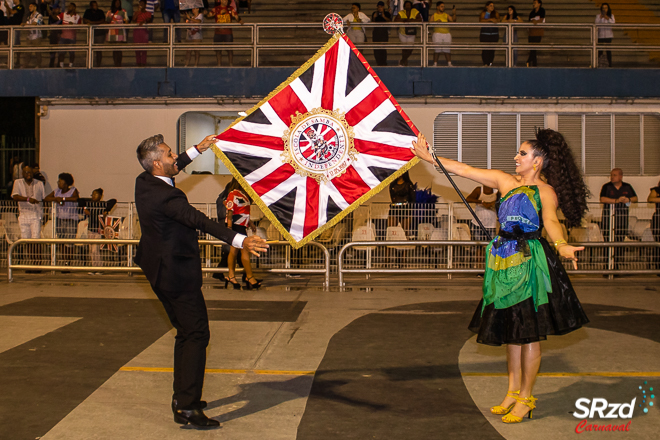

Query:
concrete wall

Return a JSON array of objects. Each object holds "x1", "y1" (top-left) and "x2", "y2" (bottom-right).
[{"x1": 39, "y1": 101, "x2": 660, "y2": 205}]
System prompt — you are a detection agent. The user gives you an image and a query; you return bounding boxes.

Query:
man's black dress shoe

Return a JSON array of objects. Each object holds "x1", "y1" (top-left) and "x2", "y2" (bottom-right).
[
  {"x1": 173, "y1": 409, "x2": 220, "y2": 428},
  {"x1": 172, "y1": 399, "x2": 207, "y2": 412}
]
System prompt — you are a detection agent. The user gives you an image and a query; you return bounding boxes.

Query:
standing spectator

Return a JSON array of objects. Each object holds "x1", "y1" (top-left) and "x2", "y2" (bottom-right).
[
  {"x1": 145, "y1": 0, "x2": 157, "y2": 41},
  {"x1": 47, "y1": 3, "x2": 61, "y2": 67},
  {"x1": 58, "y1": 2, "x2": 81, "y2": 68},
  {"x1": 31, "y1": 162, "x2": 51, "y2": 193},
  {"x1": 371, "y1": 1, "x2": 391, "y2": 66},
  {"x1": 83, "y1": 1, "x2": 106, "y2": 67},
  {"x1": 412, "y1": 0, "x2": 428, "y2": 22},
  {"x1": 44, "y1": 172, "x2": 80, "y2": 268},
  {"x1": 430, "y1": 1, "x2": 455, "y2": 66},
  {"x1": 648, "y1": 181, "x2": 660, "y2": 273},
  {"x1": 600, "y1": 168, "x2": 637, "y2": 268},
  {"x1": 0, "y1": 7, "x2": 7, "y2": 46},
  {"x1": 526, "y1": 0, "x2": 545, "y2": 67},
  {"x1": 133, "y1": 0, "x2": 151, "y2": 67},
  {"x1": 12, "y1": 164, "x2": 45, "y2": 269},
  {"x1": 121, "y1": 0, "x2": 132, "y2": 22},
  {"x1": 81, "y1": 188, "x2": 117, "y2": 272},
  {"x1": 160, "y1": 0, "x2": 180, "y2": 43},
  {"x1": 595, "y1": 3, "x2": 614, "y2": 68},
  {"x1": 479, "y1": 1, "x2": 499, "y2": 66},
  {"x1": 6, "y1": 0, "x2": 25, "y2": 68},
  {"x1": 184, "y1": 6, "x2": 202, "y2": 67},
  {"x1": 206, "y1": 0, "x2": 242, "y2": 67},
  {"x1": 106, "y1": 0, "x2": 128, "y2": 67},
  {"x1": 22, "y1": 2, "x2": 44, "y2": 68},
  {"x1": 501, "y1": 5, "x2": 522, "y2": 66},
  {"x1": 389, "y1": 170, "x2": 415, "y2": 234},
  {"x1": 394, "y1": 0, "x2": 421, "y2": 66},
  {"x1": 465, "y1": 184, "x2": 498, "y2": 240},
  {"x1": 344, "y1": 3, "x2": 370, "y2": 44}
]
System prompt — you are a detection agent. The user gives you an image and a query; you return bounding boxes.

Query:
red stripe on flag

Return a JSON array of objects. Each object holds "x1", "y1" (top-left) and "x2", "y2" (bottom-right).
[
  {"x1": 330, "y1": 165, "x2": 371, "y2": 204},
  {"x1": 219, "y1": 128, "x2": 284, "y2": 151},
  {"x1": 268, "y1": 85, "x2": 309, "y2": 127},
  {"x1": 321, "y1": 43, "x2": 339, "y2": 110},
  {"x1": 250, "y1": 164, "x2": 296, "y2": 197},
  {"x1": 354, "y1": 139, "x2": 415, "y2": 161},
  {"x1": 303, "y1": 177, "x2": 319, "y2": 237},
  {"x1": 344, "y1": 87, "x2": 388, "y2": 127}
]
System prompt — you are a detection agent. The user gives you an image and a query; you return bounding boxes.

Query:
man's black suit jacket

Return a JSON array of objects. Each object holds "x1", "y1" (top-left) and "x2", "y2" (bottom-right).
[{"x1": 134, "y1": 152, "x2": 238, "y2": 291}]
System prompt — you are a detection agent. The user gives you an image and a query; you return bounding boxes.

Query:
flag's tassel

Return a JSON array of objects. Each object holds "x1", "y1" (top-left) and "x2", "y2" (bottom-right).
[{"x1": 430, "y1": 151, "x2": 493, "y2": 242}]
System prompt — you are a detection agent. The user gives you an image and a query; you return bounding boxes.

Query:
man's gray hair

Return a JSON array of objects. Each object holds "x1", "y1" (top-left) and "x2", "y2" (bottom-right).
[{"x1": 137, "y1": 134, "x2": 165, "y2": 173}]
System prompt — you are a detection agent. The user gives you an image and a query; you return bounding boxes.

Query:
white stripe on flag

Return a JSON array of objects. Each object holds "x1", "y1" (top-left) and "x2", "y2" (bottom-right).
[
  {"x1": 333, "y1": 39, "x2": 351, "y2": 110},
  {"x1": 356, "y1": 153, "x2": 409, "y2": 170},
  {"x1": 259, "y1": 102, "x2": 290, "y2": 133},
  {"x1": 216, "y1": 141, "x2": 282, "y2": 160},
  {"x1": 243, "y1": 158, "x2": 287, "y2": 186},
  {"x1": 349, "y1": 156, "x2": 384, "y2": 189},
  {"x1": 233, "y1": 120, "x2": 285, "y2": 138},
  {"x1": 336, "y1": 75, "x2": 378, "y2": 115}
]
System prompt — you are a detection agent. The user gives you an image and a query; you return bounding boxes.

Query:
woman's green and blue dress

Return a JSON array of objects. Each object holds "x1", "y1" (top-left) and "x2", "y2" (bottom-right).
[{"x1": 468, "y1": 185, "x2": 589, "y2": 346}]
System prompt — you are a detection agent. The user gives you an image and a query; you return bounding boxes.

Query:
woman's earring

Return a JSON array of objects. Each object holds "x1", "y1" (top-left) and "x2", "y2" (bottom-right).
[{"x1": 533, "y1": 164, "x2": 537, "y2": 171}]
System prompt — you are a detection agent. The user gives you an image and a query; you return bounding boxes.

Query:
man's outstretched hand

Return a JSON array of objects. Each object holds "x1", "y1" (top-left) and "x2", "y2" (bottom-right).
[
  {"x1": 243, "y1": 235, "x2": 269, "y2": 257},
  {"x1": 196, "y1": 135, "x2": 219, "y2": 153}
]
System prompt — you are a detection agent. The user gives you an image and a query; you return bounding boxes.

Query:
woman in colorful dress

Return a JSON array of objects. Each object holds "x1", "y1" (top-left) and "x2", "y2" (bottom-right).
[
  {"x1": 224, "y1": 178, "x2": 261, "y2": 290},
  {"x1": 411, "y1": 128, "x2": 590, "y2": 423},
  {"x1": 106, "y1": 0, "x2": 128, "y2": 67}
]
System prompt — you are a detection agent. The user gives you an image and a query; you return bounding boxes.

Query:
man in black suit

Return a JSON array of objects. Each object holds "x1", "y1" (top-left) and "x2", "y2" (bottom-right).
[{"x1": 135, "y1": 134, "x2": 268, "y2": 428}]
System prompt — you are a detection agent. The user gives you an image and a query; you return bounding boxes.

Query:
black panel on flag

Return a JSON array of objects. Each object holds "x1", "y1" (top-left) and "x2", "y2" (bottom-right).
[
  {"x1": 299, "y1": 64, "x2": 315, "y2": 93},
  {"x1": 368, "y1": 166, "x2": 396, "y2": 183},
  {"x1": 224, "y1": 152, "x2": 271, "y2": 177},
  {"x1": 372, "y1": 110, "x2": 416, "y2": 137},
  {"x1": 243, "y1": 108, "x2": 270, "y2": 125},
  {"x1": 326, "y1": 197, "x2": 341, "y2": 221},
  {"x1": 345, "y1": 50, "x2": 369, "y2": 97},
  {"x1": 269, "y1": 187, "x2": 297, "y2": 232}
]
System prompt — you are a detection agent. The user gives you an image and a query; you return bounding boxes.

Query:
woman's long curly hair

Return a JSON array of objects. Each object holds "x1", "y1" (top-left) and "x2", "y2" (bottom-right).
[{"x1": 526, "y1": 129, "x2": 589, "y2": 229}]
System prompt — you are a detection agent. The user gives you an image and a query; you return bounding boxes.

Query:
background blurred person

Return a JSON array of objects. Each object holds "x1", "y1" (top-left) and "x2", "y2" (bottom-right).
[
  {"x1": 371, "y1": 1, "x2": 391, "y2": 66},
  {"x1": 479, "y1": 1, "x2": 499, "y2": 66},
  {"x1": 501, "y1": 5, "x2": 522, "y2": 66},
  {"x1": 344, "y1": 2, "x2": 370, "y2": 44},
  {"x1": 430, "y1": 1, "x2": 455, "y2": 67},
  {"x1": 595, "y1": 3, "x2": 614, "y2": 67},
  {"x1": 526, "y1": 0, "x2": 545, "y2": 67}
]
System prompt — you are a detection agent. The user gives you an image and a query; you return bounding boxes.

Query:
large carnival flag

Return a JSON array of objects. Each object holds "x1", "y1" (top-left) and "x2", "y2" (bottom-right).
[{"x1": 213, "y1": 18, "x2": 420, "y2": 248}]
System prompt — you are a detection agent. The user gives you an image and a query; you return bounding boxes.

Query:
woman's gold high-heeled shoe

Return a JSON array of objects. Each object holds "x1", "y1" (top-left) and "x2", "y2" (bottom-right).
[
  {"x1": 502, "y1": 395, "x2": 537, "y2": 423},
  {"x1": 490, "y1": 390, "x2": 520, "y2": 415}
]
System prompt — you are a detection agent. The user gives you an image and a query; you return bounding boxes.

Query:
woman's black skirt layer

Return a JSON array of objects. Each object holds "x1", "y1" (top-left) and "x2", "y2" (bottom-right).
[{"x1": 468, "y1": 238, "x2": 590, "y2": 346}]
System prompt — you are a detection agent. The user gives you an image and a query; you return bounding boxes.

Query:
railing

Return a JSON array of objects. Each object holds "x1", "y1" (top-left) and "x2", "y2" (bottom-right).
[
  {"x1": 6, "y1": 238, "x2": 331, "y2": 288},
  {"x1": 337, "y1": 240, "x2": 660, "y2": 288},
  {"x1": 2, "y1": 22, "x2": 660, "y2": 68}
]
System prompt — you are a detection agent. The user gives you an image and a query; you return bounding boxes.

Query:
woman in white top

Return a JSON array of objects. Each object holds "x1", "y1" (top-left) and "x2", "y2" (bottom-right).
[
  {"x1": 595, "y1": 3, "x2": 615, "y2": 67},
  {"x1": 343, "y1": 3, "x2": 370, "y2": 44},
  {"x1": 184, "y1": 7, "x2": 204, "y2": 67}
]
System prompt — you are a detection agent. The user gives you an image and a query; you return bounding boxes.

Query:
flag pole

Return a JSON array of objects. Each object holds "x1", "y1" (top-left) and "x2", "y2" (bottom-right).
[{"x1": 430, "y1": 151, "x2": 493, "y2": 242}]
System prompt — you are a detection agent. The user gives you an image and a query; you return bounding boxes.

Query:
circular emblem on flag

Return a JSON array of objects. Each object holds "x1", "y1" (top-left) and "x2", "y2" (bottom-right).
[
  {"x1": 103, "y1": 225, "x2": 116, "y2": 240},
  {"x1": 323, "y1": 13, "x2": 344, "y2": 35},
  {"x1": 282, "y1": 108, "x2": 357, "y2": 183}
]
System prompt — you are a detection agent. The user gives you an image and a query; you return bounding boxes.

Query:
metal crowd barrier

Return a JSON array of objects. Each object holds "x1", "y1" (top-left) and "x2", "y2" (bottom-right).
[
  {"x1": 7, "y1": 238, "x2": 330, "y2": 288},
  {"x1": 2, "y1": 22, "x2": 660, "y2": 68}
]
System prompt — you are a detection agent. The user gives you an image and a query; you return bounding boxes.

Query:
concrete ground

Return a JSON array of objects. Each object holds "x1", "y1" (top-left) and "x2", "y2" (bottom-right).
[{"x1": 1, "y1": 272, "x2": 659, "y2": 440}]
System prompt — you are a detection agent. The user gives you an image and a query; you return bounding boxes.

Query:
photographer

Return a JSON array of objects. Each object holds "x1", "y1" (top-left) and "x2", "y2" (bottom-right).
[{"x1": 371, "y1": 1, "x2": 391, "y2": 66}]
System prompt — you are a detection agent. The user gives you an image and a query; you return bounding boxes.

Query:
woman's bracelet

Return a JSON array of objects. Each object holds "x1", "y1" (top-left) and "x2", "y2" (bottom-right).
[{"x1": 554, "y1": 239, "x2": 568, "y2": 249}]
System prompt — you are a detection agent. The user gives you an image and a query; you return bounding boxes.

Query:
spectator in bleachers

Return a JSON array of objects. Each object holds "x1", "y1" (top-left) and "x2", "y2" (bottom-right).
[
  {"x1": 647, "y1": 181, "x2": 660, "y2": 273},
  {"x1": 184, "y1": 6, "x2": 203, "y2": 67},
  {"x1": 466, "y1": 184, "x2": 498, "y2": 241},
  {"x1": 501, "y1": 5, "x2": 522, "y2": 66},
  {"x1": 106, "y1": 0, "x2": 128, "y2": 67},
  {"x1": 121, "y1": 0, "x2": 133, "y2": 22},
  {"x1": 83, "y1": 1, "x2": 106, "y2": 67},
  {"x1": 479, "y1": 1, "x2": 499, "y2": 67},
  {"x1": 595, "y1": 3, "x2": 614, "y2": 68},
  {"x1": 344, "y1": 3, "x2": 370, "y2": 44},
  {"x1": 47, "y1": 3, "x2": 61, "y2": 67},
  {"x1": 389, "y1": 170, "x2": 415, "y2": 234},
  {"x1": 394, "y1": 0, "x2": 421, "y2": 66},
  {"x1": 0, "y1": 7, "x2": 7, "y2": 47},
  {"x1": 134, "y1": 0, "x2": 152, "y2": 67},
  {"x1": 526, "y1": 0, "x2": 545, "y2": 67},
  {"x1": 371, "y1": 1, "x2": 391, "y2": 66},
  {"x1": 600, "y1": 168, "x2": 637, "y2": 268},
  {"x1": 22, "y1": 2, "x2": 44, "y2": 68},
  {"x1": 58, "y1": 2, "x2": 81, "y2": 68},
  {"x1": 412, "y1": 0, "x2": 428, "y2": 22},
  {"x1": 160, "y1": 0, "x2": 180, "y2": 42},
  {"x1": 207, "y1": 0, "x2": 242, "y2": 67},
  {"x1": 6, "y1": 0, "x2": 25, "y2": 67},
  {"x1": 430, "y1": 1, "x2": 455, "y2": 67},
  {"x1": 82, "y1": 188, "x2": 117, "y2": 272}
]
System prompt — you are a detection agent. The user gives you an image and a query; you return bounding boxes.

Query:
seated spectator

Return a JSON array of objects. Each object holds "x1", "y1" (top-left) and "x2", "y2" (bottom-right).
[
  {"x1": 343, "y1": 3, "x2": 370, "y2": 44},
  {"x1": 58, "y1": 2, "x2": 81, "y2": 68},
  {"x1": 133, "y1": 0, "x2": 152, "y2": 67},
  {"x1": 184, "y1": 6, "x2": 203, "y2": 67},
  {"x1": 44, "y1": 172, "x2": 80, "y2": 268},
  {"x1": 6, "y1": 0, "x2": 25, "y2": 67},
  {"x1": 22, "y1": 2, "x2": 44, "y2": 68},
  {"x1": 83, "y1": 1, "x2": 106, "y2": 67},
  {"x1": 371, "y1": 1, "x2": 391, "y2": 66},
  {"x1": 479, "y1": 1, "x2": 499, "y2": 67},
  {"x1": 431, "y1": 2, "x2": 456, "y2": 67},
  {"x1": 106, "y1": 0, "x2": 128, "y2": 67},
  {"x1": 207, "y1": 0, "x2": 242, "y2": 67},
  {"x1": 394, "y1": 0, "x2": 421, "y2": 66},
  {"x1": 81, "y1": 188, "x2": 117, "y2": 273},
  {"x1": 647, "y1": 181, "x2": 660, "y2": 273},
  {"x1": 12, "y1": 164, "x2": 45, "y2": 271},
  {"x1": 595, "y1": 3, "x2": 614, "y2": 68}
]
